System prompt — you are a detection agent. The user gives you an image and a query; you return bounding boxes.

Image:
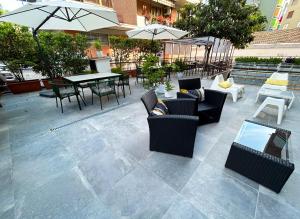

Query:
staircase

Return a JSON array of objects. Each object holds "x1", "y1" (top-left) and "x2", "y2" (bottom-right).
[{"x1": 230, "y1": 63, "x2": 300, "y2": 90}]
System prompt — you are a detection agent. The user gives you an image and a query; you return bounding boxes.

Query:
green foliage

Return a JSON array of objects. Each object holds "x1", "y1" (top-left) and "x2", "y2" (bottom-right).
[
  {"x1": 0, "y1": 23, "x2": 36, "y2": 81},
  {"x1": 142, "y1": 54, "x2": 165, "y2": 88},
  {"x1": 175, "y1": 0, "x2": 267, "y2": 49},
  {"x1": 164, "y1": 80, "x2": 174, "y2": 92},
  {"x1": 81, "y1": 70, "x2": 97, "y2": 74},
  {"x1": 174, "y1": 59, "x2": 187, "y2": 72},
  {"x1": 111, "y1": 67, "x2": 123, "y2": 74},
  {"x1": 293, "y1": 58, "x2": 300, "y2": 65},
  {"x1": 93, "y1": 39, "x2": 102, "y2": 50},
  {"x1": 109, "y1": 36, "x2": 162, "y2": 66},
  {"x1": 33, "y1": 31, "x2": 89, "y2": 79},
  {"x1": 235, "y1": 57, "x2": 282, "y2": 64}
]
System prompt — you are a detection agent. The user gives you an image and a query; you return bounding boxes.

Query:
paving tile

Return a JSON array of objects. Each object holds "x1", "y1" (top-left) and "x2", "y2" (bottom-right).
[
  {"x1": 181, "y1": 163, "x2": 258, "y2": 219},
  {"x1": 12, "y1": 134, "x2": 75, "y2": 197},
  {"x1": 255, "y1": 192, "x2": 300, "y2": 219},
  {"x1": 15, "y1": 169, "x2": 117, "y2": 219},
  {"x1": 259, "y1": 171, "x2": 300, "y2": 211},
  {"x1": 141, "y1": 153, "x2": 200, "y2": 191},
  {"x1": 162, "y1": 196, "x2": 208, "y2": 219},
  {"x1": 103, "y1": 165, "x2": 177, "y2": 219},
  {"x1": 78, "y1": 145, "x2": 137, "y2": 198},
  {"x1": 0, "y1": 207, "x2": 14, "y2": 219}
]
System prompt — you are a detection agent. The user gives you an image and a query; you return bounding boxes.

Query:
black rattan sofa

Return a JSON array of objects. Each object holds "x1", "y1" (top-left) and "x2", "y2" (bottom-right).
[
  {"x1": 141, "y1": 89, "x2": 198, "y2": 157},
  {"x1": 177, "y1": 78, "x2": 227, "y2": 125}
]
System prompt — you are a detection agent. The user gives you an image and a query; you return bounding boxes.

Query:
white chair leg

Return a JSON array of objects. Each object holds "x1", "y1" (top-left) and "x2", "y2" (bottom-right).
[
  {"x1": 253, "y1": 101, "x2": 268, "y2": 118},
  {"x1": 232, "y1": 91, "x2": 238, "y2": 102},
  {"x1": 277, "y1": 104, "x2": 284, "y2": 125}
]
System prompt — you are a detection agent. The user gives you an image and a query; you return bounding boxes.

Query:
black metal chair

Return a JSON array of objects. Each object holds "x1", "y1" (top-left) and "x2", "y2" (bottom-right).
[
  {"x1": 115, "y1": 74, "x2": 131, "y2": 98},
  {"x1": 141, "y1": 89, "x2": 198, "y2": 158},
  {"x1": 136, "y1": 65, "x2": 146, "y2": 84},
  {"x1": 177, "y1": 78, "x2": 227, "y2": 125},
  {"x1": 50, "y1": 81, "x2": 84, "y2": 113},
  {"x1": 89, "y1": 79, "x2": 119, "y2": 110}
]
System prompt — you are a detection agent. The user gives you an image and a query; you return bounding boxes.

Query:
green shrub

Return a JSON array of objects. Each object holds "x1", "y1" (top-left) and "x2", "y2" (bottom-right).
[
  {"x1": 294, "y1": 58, "x2": 300, "y2": 65},
  {"x1": 235, "y1": 57, "x2": 282, "y2": 64},
  {"x1": 174, "y1": 59, "x2": 187, "y2": 72},
  {"x1": 142, "y1": 54, "x2": 165, "y2": 88},
  {"x1": 111, "y1": 67, "x2": 123, "y2": 74}
]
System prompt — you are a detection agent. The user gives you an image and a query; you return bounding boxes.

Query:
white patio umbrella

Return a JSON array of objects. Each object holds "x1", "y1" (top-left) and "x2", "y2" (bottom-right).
[
  {"x1": 0, "y1": 0, "x2": 119, "y2": 33},
  {"x1": 0, "y1": 0, "x2": 119, "y2": 75},
  {"x1": 126, "y1": 24, "x2": 188, "y2": 40}
]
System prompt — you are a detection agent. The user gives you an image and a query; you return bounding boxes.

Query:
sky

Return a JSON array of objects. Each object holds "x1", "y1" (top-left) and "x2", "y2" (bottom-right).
[{"x1": 0, "y1": 0, "x2": 24, "y2": 11}]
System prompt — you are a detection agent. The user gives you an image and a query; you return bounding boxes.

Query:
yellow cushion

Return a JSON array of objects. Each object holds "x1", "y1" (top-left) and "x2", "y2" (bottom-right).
[
  {"x1": 218, "y1": 81, "x2": 232, "y2": 89},
  {"x1": 265, "y1": 79, "x2": 288, "y2": 86},
  {"x1": 180, "y1": 89, "x2": 188, "y2": 93}
]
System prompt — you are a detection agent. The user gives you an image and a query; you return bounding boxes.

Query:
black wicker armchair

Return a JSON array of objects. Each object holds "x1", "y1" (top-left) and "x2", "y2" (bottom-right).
[
  {"x1": 141, "y1": 89, "x2": 199, "y2": 158},
  {"x1": 177, "y1": 78, "x2": 227, "y2": 125}
]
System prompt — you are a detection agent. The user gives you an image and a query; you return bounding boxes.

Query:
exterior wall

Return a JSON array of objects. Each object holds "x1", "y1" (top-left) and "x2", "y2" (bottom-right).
[
  {"x1": 112, "y1": 0, "x2": 137, "y2": 25},
  {"x1": 280, "y1": 0, "x2": 300, "y2": 29},
  {"x1": 234, "y1": 44, "x2": 300, "y2": 57}
]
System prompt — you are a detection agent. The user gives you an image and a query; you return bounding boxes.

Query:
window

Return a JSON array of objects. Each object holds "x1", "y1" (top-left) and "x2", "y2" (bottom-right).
[
  {"x1": 283, "y1": 24, "x2": 289, "y2": 30},
  {"x1": 286, "y1": 11, "x2": 294, "y2": 19}
]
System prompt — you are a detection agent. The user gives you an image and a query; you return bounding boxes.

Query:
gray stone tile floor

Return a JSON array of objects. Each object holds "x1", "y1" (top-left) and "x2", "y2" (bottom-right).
[{"x1": 0, "y1": 77, "x2": 300, "y2": 219}]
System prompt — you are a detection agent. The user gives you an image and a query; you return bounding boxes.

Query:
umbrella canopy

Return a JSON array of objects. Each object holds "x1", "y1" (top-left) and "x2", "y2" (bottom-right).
[
  {"x1": 0, "y1": 0, "x2": 119, "y2": 32},
  {"x1": 126, "y1": 24, "x2": 188, "y2": 40}
]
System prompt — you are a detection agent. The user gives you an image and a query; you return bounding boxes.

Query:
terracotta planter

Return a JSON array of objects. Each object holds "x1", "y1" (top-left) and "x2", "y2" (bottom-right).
[
  {"x1": 41, "y1": 79, "x2": 52, "y2": 89},
  {"x1": 125, "y1": 69, "x2": 136, "y2": 77},
  {"x1": 7, "y1": 79, "x2": 41, "y2": 94}
]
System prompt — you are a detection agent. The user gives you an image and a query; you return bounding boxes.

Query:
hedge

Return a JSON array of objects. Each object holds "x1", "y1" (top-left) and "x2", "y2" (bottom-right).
[{"x1": 235, "y1": 57, "x2": 283, "y2": 64}]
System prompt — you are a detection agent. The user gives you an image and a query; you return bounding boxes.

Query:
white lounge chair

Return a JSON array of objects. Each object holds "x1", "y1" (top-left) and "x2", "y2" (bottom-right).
[
  {"x1": 261, "y1": 72, "x2": 288, "y2": 91},
  {"x1": 210, "y1": 74, "x2": 245, "y2": 102}
]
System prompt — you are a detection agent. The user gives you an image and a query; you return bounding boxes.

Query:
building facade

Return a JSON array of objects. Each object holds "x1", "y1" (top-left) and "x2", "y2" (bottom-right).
[{"x1": 280, "y1": 0, "x2": 300, "y2": 29}]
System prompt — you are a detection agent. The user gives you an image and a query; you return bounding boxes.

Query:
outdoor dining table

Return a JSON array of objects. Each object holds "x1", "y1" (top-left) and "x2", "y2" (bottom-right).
[{"x1": 63, "y1": 72, "x2": 121, "y2": 110}]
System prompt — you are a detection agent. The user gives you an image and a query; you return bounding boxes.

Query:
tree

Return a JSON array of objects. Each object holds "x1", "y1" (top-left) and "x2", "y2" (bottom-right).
[
  {"x1": 33, "y1": 31, "x2": 89, "y2": 79},
  {"x1": 109, "y1": 36, "x2": 136, "y2": 67},
  {"x1": 175, "y1": 0, "x2": 266, "y2": 49},
  {"x1": 109, "y1": 36, "x2": 162, "y2": 67},
  {"x1": 0, "y1": 23, "x2": 36, "y2": 81}
]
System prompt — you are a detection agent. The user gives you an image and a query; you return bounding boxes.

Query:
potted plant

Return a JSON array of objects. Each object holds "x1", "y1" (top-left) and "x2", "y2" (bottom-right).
[
  {"x1": 142, "y1": 54, "x2": 165, "y2": 89},
  {"x1": 164, "y1": 80, "x2": 174, "y2": 98},
  {"x1": 0, "y1": 23, "x2": 42, "y2": 94},
  {"x1": 33, "y1": 31, "x2": 89, "y2": 89},
  {"x1": 173, "y1": 59, "x2": 186, "y2": 79},
  {"x1": 93, "y1": 39, "x2": 103, "y2": 58}
]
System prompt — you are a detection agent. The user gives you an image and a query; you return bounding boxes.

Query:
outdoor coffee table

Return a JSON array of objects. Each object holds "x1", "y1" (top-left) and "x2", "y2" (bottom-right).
[
  {"x1": 256, "y1": 87, "x2": 295, "y2": 109},
  {"x1": 63, "y1": 73, "x2": 121, "y2": 110},
  {"x1": 225, "y1": 120, "x2": 294, "y2": 193}
]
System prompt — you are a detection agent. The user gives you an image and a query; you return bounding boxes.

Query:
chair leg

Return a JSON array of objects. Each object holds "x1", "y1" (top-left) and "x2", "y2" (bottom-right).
[
  {"x1": 55, "y1": 97, "x2": 58, "y2": 108},
  {"x1": 79, "y1": 94, "x2": 86, "y2": 106},
  {"x1": 115, "y1": 93, "x2": 119, "y2": 105},
  {"x1": 91, "y1": 93, "x2": 93, "y2": 104},
  {"x1": 68, "y1": 96, "x2": 71, "y2": 102},
  {"x1": 99, "y1": 96, "x2": 103, "y2": 110},
  {"x1": 107, "y1": 95, "x2": 109, "y2": 101},
  {"x1": 60, "y1": 99, "x2": 63, "y2": 113},
  {"x1": 128, "y1": 84, "x2": 131, "y2": 94},
  {"x1": 81, "y1": 88, "x2": 85, "y2": 99}
]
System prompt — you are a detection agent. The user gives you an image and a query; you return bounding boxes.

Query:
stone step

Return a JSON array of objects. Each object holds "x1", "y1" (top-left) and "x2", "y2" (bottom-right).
[{"x1": 230, "y1": 69, "x2": 300, "y2": 90}]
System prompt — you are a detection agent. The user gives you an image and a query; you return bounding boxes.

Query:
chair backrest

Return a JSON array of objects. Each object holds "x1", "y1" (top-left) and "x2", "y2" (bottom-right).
[
  {"x1": 178, "y1": 78, "x2": 201, "y2": 90},
  {"x1": 136, "y1": 66, "x2": 142, "y2": 75},
  {"x1": 49, "y1": 82, "x2": 61, "y2": 98},
  {"x1": 210, "y1": 74, "x2": 224, "y2": 90},
  {"x1": 141, "y1": 89, "x2": 158, "y2": 115},
  {"x1": 270, "y1": 72, "x2": 289, "y2": 81}
]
